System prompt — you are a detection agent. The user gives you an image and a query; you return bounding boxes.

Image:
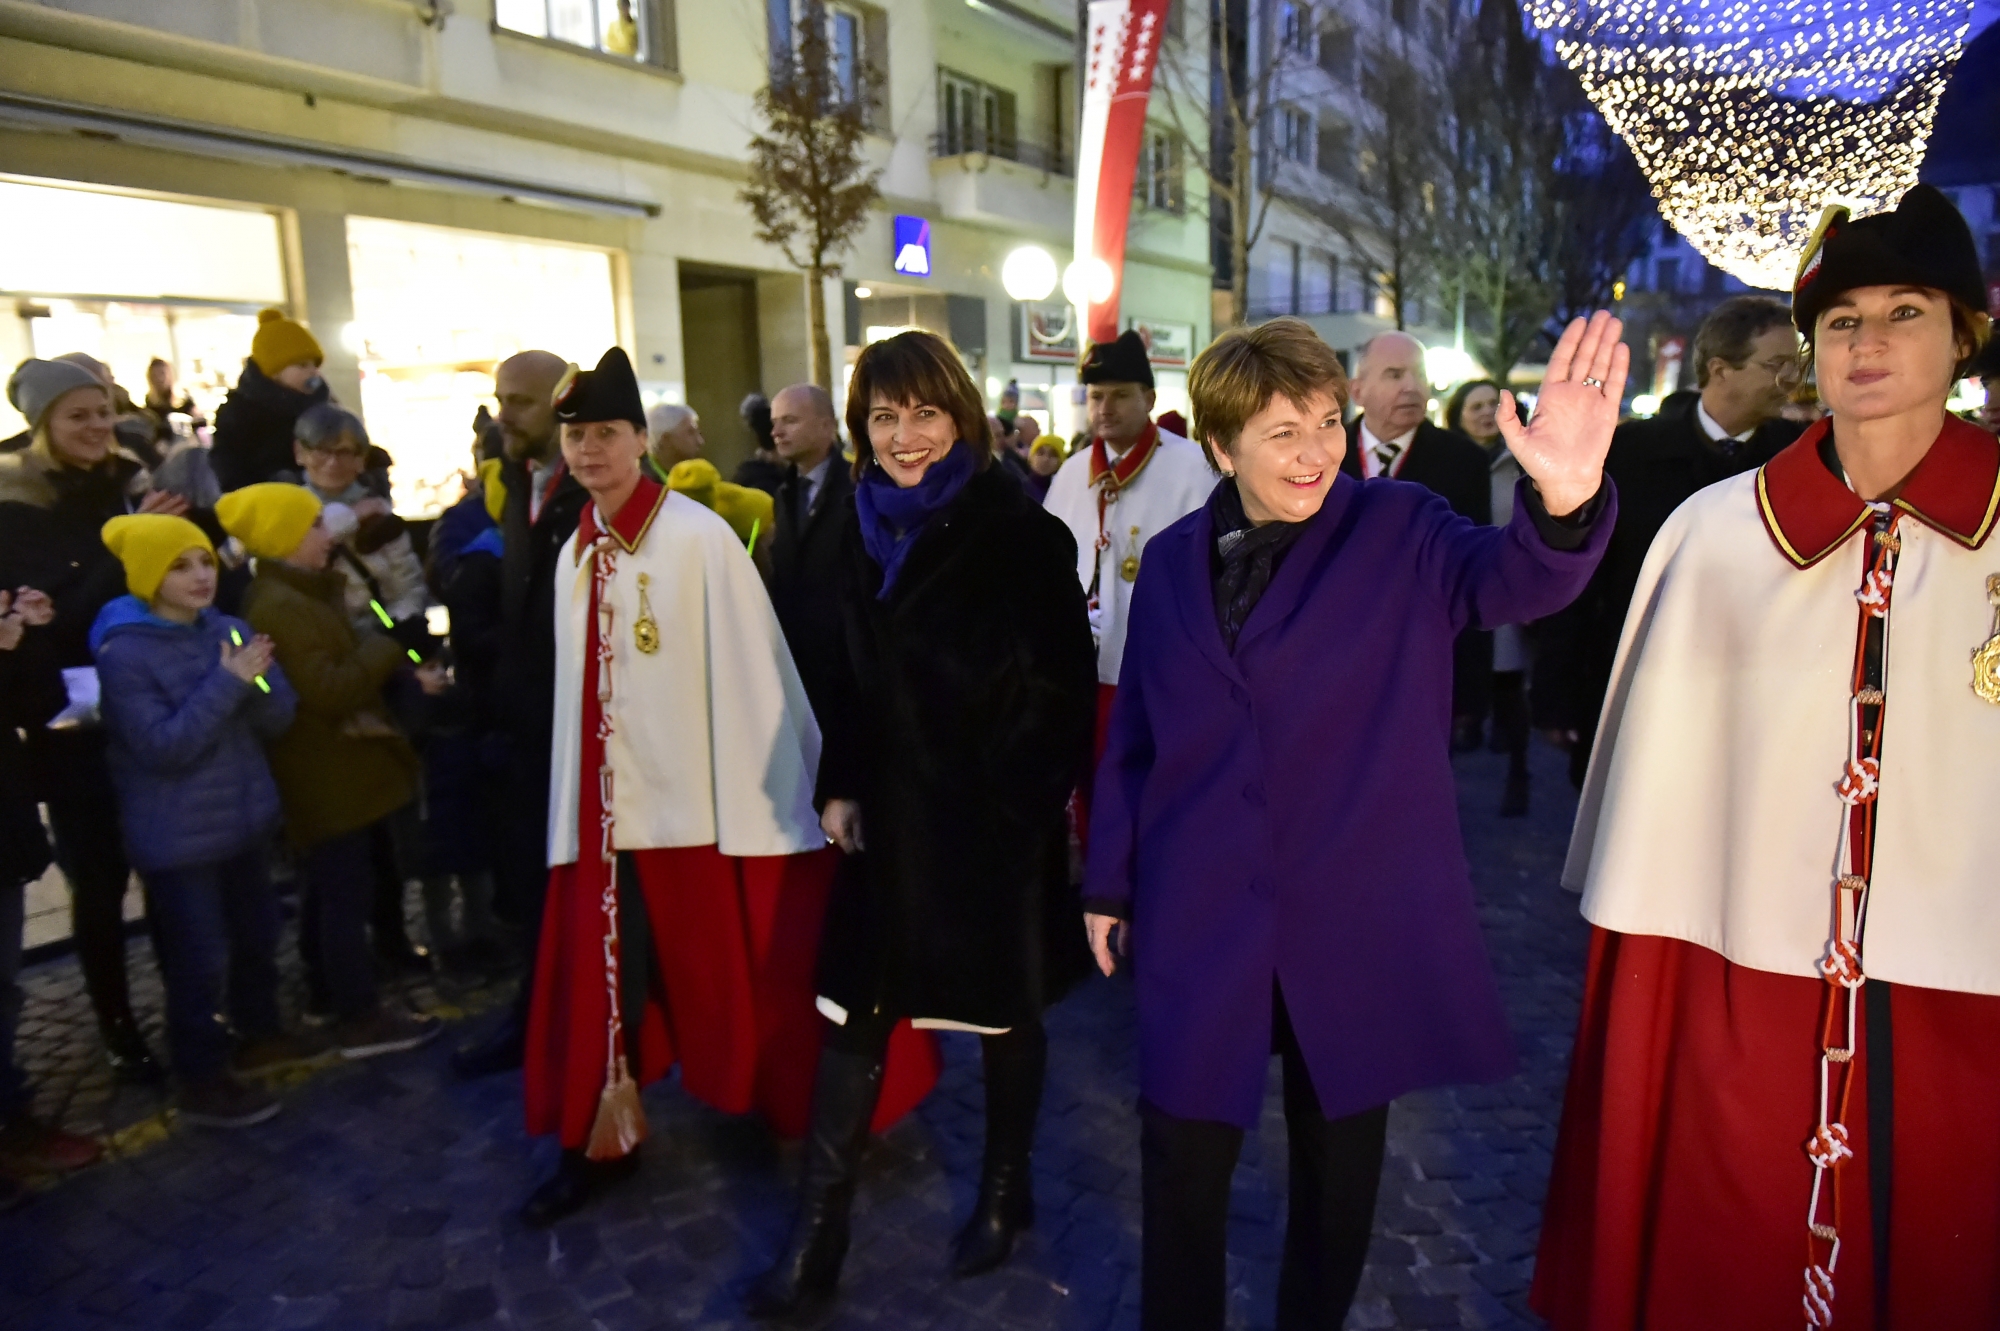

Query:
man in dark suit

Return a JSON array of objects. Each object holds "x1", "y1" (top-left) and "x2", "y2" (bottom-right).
[
  {"x1": 767, "y1": 383, "x2": 852, "y2": 721},
  {"x1": 1533, "y1": 294, "x2": 1803, "y2": 785},
  {"x1": 1341, "y1": 331, "x2": 1493, "y2": 746},
  {"x1": 453, "y1": 349, "x2": 589, "y2": 1079}
]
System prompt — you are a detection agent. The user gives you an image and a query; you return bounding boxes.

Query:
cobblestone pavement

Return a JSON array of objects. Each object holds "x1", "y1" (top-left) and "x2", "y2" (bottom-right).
[{"x1": 0, "y1": 738, "x2": 1588, "y2": 1331}]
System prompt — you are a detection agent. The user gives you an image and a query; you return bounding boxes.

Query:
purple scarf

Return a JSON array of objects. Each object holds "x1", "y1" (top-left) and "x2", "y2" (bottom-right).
[{"x1": 854, "y1": 441, "x2": 976, "y2": 600}]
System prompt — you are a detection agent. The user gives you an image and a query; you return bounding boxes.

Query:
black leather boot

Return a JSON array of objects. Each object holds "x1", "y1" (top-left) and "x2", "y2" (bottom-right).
[
  {"x1": 951, "y1": 1023, "x2": 1046, "y2": 1279},
  {"x1": 102, "y1": 1017, "x2": 165, "y2": 1085},
  {"x1": 744, "y1": 1048, "x2": 885, "y2": 1319},
  {"x1": 519, "y1": 1147, "x2": 639, "y2": 1228}
]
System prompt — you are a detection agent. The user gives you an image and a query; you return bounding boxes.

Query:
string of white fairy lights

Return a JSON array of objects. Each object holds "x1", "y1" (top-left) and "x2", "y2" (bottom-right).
[{"x1": 1524, "y1": 0, "x2": 1976, "y2": 290}]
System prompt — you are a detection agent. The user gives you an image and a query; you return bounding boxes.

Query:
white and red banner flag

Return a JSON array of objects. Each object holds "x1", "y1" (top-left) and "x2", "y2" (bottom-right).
[{"x1": 1073, "y1": 0, "x2": 1171, "y2": 346}]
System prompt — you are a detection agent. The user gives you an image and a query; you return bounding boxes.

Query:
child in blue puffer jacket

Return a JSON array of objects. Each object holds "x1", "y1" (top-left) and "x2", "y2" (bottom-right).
[{"x1": 92, "y1": 514, "x2": 317, "y2": 1129}]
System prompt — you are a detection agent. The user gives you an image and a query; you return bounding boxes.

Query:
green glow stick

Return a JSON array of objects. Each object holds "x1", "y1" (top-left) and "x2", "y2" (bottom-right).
[
  {"x1": 229, "y1": 628, "x2": 272, "y2": 693},
  {"x1": 367, "y1": 597, "x2": 422, "y2": 662},
  {"x1": 747, "y1": 517, "x2": 761, "y2": 557}
]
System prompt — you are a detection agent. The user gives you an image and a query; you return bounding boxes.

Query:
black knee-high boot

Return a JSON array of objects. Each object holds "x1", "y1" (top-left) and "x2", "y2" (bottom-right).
[
  {"x1": 952, "y1": 1021, "x2": 1046, "y2": 1278},
  {"x1": 745, "y1": 1046, "x2": 885, "y2": 1319}
]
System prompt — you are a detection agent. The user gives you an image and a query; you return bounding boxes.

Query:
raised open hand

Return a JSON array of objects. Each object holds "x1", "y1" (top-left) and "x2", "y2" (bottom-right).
[{"x1": 1496, "y1": 310, "x2": 1631, "y2": 517}]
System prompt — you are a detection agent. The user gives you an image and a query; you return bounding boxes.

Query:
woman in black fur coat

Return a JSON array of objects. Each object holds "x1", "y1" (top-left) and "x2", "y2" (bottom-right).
[{"x1": 749, "y1": 331, "x2": 1097, "y2": 1318}]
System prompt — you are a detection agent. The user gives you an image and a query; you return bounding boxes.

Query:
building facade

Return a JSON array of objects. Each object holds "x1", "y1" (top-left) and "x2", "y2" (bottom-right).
[
  {"x1": 0, "y1": 0, "x2": 1212, "y2": 513},
  {"x1": 1210, "y1": 0, "x2": 1460, "y2": 364}
]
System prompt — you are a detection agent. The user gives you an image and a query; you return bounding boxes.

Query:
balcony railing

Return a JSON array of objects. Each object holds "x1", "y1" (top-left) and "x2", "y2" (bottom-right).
[{"x1": 930, "y1": 129, "x2": 1071, "y2": 177}]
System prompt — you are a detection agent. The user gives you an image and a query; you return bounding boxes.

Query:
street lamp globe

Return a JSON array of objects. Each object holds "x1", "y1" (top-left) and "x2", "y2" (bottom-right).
[
  {"x1": 1062, "y1": 257, "x2": 1114, "y2": 308},
  {"x1": 1001, "y1": 246, "x2": 1059, "y2": 303}
]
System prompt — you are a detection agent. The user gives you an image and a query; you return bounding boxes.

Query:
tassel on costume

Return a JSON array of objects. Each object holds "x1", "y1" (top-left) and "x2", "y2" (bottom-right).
[{"x1": 586, "y1": 1057, "x2": 647, "y2": 1161}]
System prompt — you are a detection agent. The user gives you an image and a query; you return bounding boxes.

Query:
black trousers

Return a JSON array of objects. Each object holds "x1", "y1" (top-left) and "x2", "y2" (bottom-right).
[
  {"x1": 1490, "y1": 669, "x2": 1530, "y2": 773},
  {"x1": 36, "y1": 729, "x2": 136, "y2": 1029},
  {"x1": 1140, "y1": 990, "x2": 1388, "y2": 1331}
]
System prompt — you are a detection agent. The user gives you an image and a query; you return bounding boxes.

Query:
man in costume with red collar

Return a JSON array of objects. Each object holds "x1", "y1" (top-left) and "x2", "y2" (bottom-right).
[
  {"x1": 1534, "y1": 186, "x2": 2000, "y2": 1328},
  {"x1": 1044, "y1": 330, "x2": 1215, "y2": 768},
  {"x1": 518, "y1": 348, "x2": 937, "y2": 1226}
]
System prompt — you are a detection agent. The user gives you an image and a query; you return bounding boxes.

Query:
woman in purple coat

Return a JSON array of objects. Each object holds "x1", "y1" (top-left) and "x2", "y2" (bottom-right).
[{"x1": 1083, "y1": 314, "x2": 1628, "y2": 1331}]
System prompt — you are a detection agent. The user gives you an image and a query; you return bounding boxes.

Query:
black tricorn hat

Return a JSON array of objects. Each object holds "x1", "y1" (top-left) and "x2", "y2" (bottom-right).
[
  {"x1": 1078, "y1": 328, "x2": 1155, "y2": 390},
  {"x1": 1792, "y1": 184, "x2": 1986, "y2": 340},
  {"x1": 553, "y1": 346, "x2": 647, "y2": 430}
]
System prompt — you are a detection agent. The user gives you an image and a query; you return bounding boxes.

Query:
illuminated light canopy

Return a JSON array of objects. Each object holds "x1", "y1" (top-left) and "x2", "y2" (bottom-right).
[{"x1": 1524, "y1": 0, "x2": 1976, "y2": 289}]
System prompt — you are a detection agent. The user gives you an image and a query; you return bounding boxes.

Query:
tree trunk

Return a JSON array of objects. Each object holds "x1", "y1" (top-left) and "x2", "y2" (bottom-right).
[
  {"x1": 1230, "y1": 129, "x2": 1252, "y2": 326},
  {"x1": 807, "y1": 264, "x2": 832, "y2": 391}
]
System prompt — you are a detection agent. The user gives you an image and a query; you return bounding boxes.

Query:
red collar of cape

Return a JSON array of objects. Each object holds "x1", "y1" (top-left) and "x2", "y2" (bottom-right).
[
  {"x1": 575, "y1": 471, "x2": 669, "y2": 561},
  {"x1": 1089, "y1": 422, "x2": 1161, "y2": 497},
  {"x1": 1755, "y1": 414, "x2": 2000, "y2": 569}
]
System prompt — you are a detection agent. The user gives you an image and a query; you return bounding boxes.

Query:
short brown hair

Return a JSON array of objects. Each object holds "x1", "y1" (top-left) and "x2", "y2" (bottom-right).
[
  {"x1": 843, "y1": 330, "x2": 991, "y2": 478},
  {"x1": 1693, "y1": 295, "x2": 1795, "y2": 388},
  {"x1": 1187, "y1": 318, "x2": 1349, "y2": 472}
]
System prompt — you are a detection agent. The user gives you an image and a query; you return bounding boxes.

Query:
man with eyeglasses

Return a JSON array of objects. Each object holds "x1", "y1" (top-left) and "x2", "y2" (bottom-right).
[{"x1": 1536, "y1": 295, "x2": 1804, "y2": 785}]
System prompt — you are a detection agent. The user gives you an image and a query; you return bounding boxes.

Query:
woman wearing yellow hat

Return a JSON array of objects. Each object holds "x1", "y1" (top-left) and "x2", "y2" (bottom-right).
[
  {"x1": 218, "y1": 483, "x2": 444, "y2": 1059},
  {"x1": 91, "y1": 514, "x2": 314, "y2": 1127},
  {"x1": 211, "y1": 308, "x2": 332, "y2": 493}
]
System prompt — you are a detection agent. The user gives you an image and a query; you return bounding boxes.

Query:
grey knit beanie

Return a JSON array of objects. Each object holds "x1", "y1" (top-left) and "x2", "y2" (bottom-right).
[{"x1": 8, "y1": 358, "x2": 106, "y2": 432}]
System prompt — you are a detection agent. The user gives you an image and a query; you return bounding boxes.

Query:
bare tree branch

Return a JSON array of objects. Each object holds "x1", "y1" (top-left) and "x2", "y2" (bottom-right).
[{"x1": 741, "y1": 10, "x2": 884, "y2": 388}]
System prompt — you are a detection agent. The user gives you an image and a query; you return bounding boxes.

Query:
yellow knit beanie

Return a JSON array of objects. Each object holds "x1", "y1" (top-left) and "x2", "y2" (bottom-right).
[
  {"x1": 249, "y1": 308, "x2": 323, "y2": 378},
  {"x1": 100, "y1": 515, "x2": 215, "y2": 603},
  {"x1": 216, "y1": 483, "x2": 324, "y2": 560},
  {"x1": 667, "y1": 459, "x2": 775, "y2": 547},
  {"x1": 477, "y1": 457, "x2": 508, "y2": 524}
]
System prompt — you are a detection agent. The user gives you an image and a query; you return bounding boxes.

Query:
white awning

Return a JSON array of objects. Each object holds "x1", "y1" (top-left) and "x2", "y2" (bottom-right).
[{"x1": 0, "y1": 92, "x2": 661, "y2": 220}]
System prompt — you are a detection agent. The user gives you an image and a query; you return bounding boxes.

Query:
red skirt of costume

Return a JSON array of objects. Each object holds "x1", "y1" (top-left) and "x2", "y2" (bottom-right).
[
  {"x1": 1532, "y1": 927, "x2": 2000, "y2": 1330},
  {"x1": 522, "y1": 550, "x2": 939, "y2": 1150}
]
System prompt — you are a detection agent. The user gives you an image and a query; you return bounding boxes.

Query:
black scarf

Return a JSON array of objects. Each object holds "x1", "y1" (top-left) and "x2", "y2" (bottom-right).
[{"x1": 1210, "y1": 479, "x2": 1307, "y2": 652}]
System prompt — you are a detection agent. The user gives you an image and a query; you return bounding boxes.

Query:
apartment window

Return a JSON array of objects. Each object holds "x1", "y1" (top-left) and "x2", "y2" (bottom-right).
[
  {"x1": 496, "y1": 0, "x2": 674, "y2": 67},
  {"x1": 828, "y1": 3, "x2": 865, "y2": 104},
  {"x1": 1325, "y1": 253, "x2": 1343, "y2": 312},
  {"x1": 1318, "y1": 22, "x2": 1355, "y2": 80},
  {"x1": 1316, "y1": 121, "x2": 1352, "y2": 183},
  {"x1": 1135, "y1": 127, "x2": 1184, "y2": 212},
  {"x1": 1289, "y1": 243, "x2": 1304, "y2": 316},
  {"x1": 1253, "y1": 243, "x2": 1304, "y2": 318},
  {"x1": 1299, "y1": 250, "x2": 1332, "y2": 314},
  {"x1": 1279, "y1": 106, "x2": 1313, "y2": 165},
  {"x1": 939, "y1": 71, "x2": 1018, "y2": 158},
  {"x1": 768, "y1": 0, "x2": 887, "y2": 124},
  {"x1": 1278, "y1": 2, "x2": 1311, "y2": 55},
  {"x1": 1655, "y1": 257, "x2": 1680, "y2": 292}
]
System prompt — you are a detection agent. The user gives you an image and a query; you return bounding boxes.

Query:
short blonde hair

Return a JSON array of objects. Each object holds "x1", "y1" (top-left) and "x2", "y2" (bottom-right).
[{"x1": 1187, "y1": 318, "x2": 1349, "y2": 472}]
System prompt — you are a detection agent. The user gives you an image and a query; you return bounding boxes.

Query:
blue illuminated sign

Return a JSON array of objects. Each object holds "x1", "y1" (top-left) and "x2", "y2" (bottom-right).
[{"x1": 892, "y1": 215, "x2": 932, "y2": 277}]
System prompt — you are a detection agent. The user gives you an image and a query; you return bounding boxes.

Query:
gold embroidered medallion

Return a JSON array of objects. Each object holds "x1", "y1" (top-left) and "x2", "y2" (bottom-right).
[
  {"x1": 1973, "y1": 574, "x2": 2000, "y2": 705},
  {"x1": 633, "y1": 573, "x2": 661, "y2": 655}
]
